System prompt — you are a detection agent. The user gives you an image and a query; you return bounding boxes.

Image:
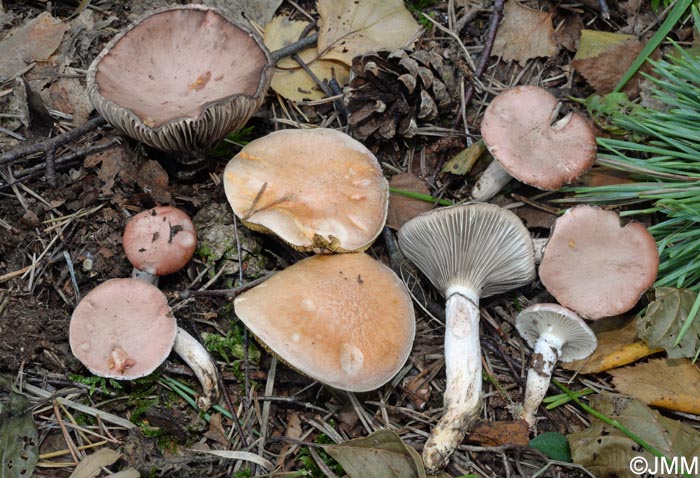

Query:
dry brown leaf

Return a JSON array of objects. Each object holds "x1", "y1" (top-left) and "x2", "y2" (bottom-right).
[
  {"x1": 68, "y1": 448, "x2": 121, "y2": 478},
  {"x1": 554, "y1": 11, "x2": 584, "y2": 52},
  {"x1": 317, "y1": 0, "x2": 420, "y2": 66},
  {"x1": 571, "y1": 30, "x2": 656, "y2": 96},
  {"x1": 203, "y1": 413, "x2": 230, "y2": 445},
  {"x1": 386, "y1": 173, "x2": 433, "y2": 230},
  {"x1": 0, "y1": 12, "x2": 69, "y2": 78},
  {"x1": 466, "y1": 420, "x2": 530, "y2": 446},
  {"x1": 562, "y1": 320, "x2": 661, "y2": 374},
  {"x1": 492, "y1": 1, "x2": 557, "y2": 66},
  {"x1": 263, "y1": 16, "x2": 349, "y2": 101},
  {"x1": 610, "y1": 358, "x2": 700, "y2": 415}
]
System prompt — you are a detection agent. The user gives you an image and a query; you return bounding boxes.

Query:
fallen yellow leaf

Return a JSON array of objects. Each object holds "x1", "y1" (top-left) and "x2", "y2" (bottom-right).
[
  {"x1": 610, "y1": 358, "x2": 700, "y2": 415},
  {"x1": 317, "y1": 0, "x2": 420, "y2": 66},
  {"x1": 263, "y1": 16, "x2": 349, "y2": 101},
  {"x1": 562, "y1": 320, "x2": 661, "y2": 373}
]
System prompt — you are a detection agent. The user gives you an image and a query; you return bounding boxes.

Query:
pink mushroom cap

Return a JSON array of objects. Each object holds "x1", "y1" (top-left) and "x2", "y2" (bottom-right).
[
  {"x1": 481, "y1": 85, "x2": 597, "y2": 190},
  {"x1": 69, "y1": 278, "x2": 178, "y2": 379},
  {"x1": 539, "y1": 205, "x2": 659, "y2": 319},
  {"x1": 123, "y1": 206, "x2": 197, "y2": 277}
]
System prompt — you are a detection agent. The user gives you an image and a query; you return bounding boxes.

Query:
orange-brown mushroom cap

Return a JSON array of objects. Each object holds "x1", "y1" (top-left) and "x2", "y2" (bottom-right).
[
  {"x1": 122, "y1": 206, "x2": 197, "y2": 277},
  {"x1": 69, "y1": 278, "x2": 177, "y2": 379},
  {"x1": 480, "y1": 85, "x2": 596, "y2": 190},
  {"x1": 223, "y1": 128, "x2": 389, "y2": 252},
  {"x1": 233, "y1": 253, "x2": 415, "y2": 392},
  {"x1": 87, "y1": 5, "x2": 273, "y2": 152},
  {"x1": 539, "y1": 205, "x2": 659, "y2": 319}
]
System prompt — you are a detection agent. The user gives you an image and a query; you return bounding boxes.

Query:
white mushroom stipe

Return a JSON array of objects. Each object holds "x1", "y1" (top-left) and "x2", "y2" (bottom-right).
[
  {"x1": 422, "y1": 288, "x2": 482, "y2": 469},
  {"x1": 521, "y1": 333, "x2": 564, "y2": 426},
  {"x1": 515, "y1": 304, "x2": 597, "y2": 427},
  {"x1": 471, "y1": 159, "x2": 513, "y2": 202},
  {"x1": 173, "y1": 327, "x2": 221, "y2": 410}
]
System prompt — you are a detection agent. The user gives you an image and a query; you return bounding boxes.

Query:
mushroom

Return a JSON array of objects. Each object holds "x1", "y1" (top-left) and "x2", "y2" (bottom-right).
[
  {"x1": 70, "y1": 278, "x2": 220, "y2": 409},
  {"x1": 515, "y1": 303, "x2": 597, "y2": 426},
  {"x1": 472, "y1": 85, "x2": 596, "y2": 201},
  {"x1": 397, "y1": 202, "x2": 536, "y2": 472},
  {"x1": 87, "y1": 5, "x2": 273, "y2": 155},
  {"x1": 223, "y1": 128, "x2": 389, "y2": 253},
  {"x1": 122, "y1": 206, "x2": 197, "y2": 285},
  {"x1": 233, "y1": 253, "x2": 415, "y2": 392},
  {"x1": 539, "y1": 205, "x2": 659, "y2": 319}
]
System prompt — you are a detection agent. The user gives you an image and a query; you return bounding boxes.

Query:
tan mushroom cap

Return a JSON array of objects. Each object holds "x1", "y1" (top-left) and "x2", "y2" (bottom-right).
[
  {"x1": 69, "y1": 278, "x2": 177, "y2": 379},
  {"x1": 87, "y1": 5, "x2": 273, "y2": 152},
  {"x1": 539, "y1": 205, "x2": 659, "y2": 319},
  {"x1": 223, "y1": 128, "x2": 389, "y2": 252},
  {"x1": 481, "y1": 85, "x2": 596, "y2": 190},
  {"x1": 123, "y1": 206, "x2": 197, "y2": 277},
  {"x1": 233, "y1": 253, "x2": 415, "y2": 392}
]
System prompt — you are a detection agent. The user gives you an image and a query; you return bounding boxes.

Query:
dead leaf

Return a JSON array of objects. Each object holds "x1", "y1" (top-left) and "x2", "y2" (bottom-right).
[
  {"x1": 387, "y1": 173, "x2": 433, "y2": 230},
  {"x1": 135, "y1": 160, "x2": 172, "y2": 204},
  {"x1": 441, "y1": 139, "x2": 487, "y2": 175},
  {"x1": 69, "y1": 448, "x2": 121, "y2": 478},
  {"x1": 317, "y1": 0, "x2": 421, "y2": 66},
  {"x1": 0, "y1": 12, "x2": 69, "y2": 78},
  {"x1": 568, "y1": 392, "x2": 700, "y2": 477},
  {"x1": 554, "y1": 10, "x2": 584, "y2": 52},
  {"x1": 610, "y1": 358, "x2": 700, "y2": 414},
  {"x1": 572, "y1": 30, "x2": 653, "y2": 96},
  {"x1": 325, "y1": 429, "x2": 426, "y2": 478},
  {"x1": 466, "y1": 420, "x2": 530, "y2": 446},
  {"x1": 492, "y1": 1, "x2": 557, "y2": 66},
  {"x1": 637, "y1": 288, "x2": 700, "y2": 359},
  {"x1": 562, "y1": 319, "x2": 661, "y2": 373},
  {"x1": 264, "y1": 16, "x2": 349, "y2": 101},
  {"x1": 203, "y1": 414, "x2": 230, "y2": 445},
  {"x1": 45, "y1": 72, "x2": 93, "y2": 125}
]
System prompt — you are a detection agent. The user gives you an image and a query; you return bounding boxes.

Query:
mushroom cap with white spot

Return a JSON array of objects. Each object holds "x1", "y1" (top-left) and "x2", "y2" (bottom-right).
[
  {"x1": 515, "y1": 303, "x2": 597, "y2": 362},
  {"x1": 69, "y1": 278, "x2": 178, "y2": 379},
  {"x1": 223, "y1": 128, "x2": 389, "y2": 252},
  {"x1": 87, "y1": 5, "x2": 273, "y2": 152},
  {"x1": 481, "y1": 85, "x2": 596, "y2": 190},
  {"x1": 233, "y1": 253, "x2": 415, "y2": 392},
  {"x1": 397, "y1": 202, "x2": 536, "y2": 299},
  {"x1": 123, "y1": 206, "x2": 197, "y2": 276},
  {"x1": 539, "y1": 205, "x2": 659, "y2": 319}
]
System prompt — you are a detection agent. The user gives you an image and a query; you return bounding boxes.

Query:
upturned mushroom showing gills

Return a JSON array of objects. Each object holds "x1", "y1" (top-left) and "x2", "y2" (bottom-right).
[
  {"x1": 122, "y1": 206, "x2": 197, "y2": 285},
  {"x1": 398, "y1": 203, "x2": 536, "y2": 472},
  {"x1": 70, "y1": 278, "x2": 220, "y2": 410},
  {"x1": 233, "y1": 253, "x2": 415, "y2": 392},
  {"x1": 472, "y1": 85, "x2": 596, "y2": 201},
  {"x1": 223, "y1": 128, "x2": 389, "y2": 253},
  {"x1": 87, "y1": 5, "x2": 273, "y2": 154},
  {"x1": 515, "y1": 303, "x2": 597, "y2": 426},
  {"x1": 539, "y1": 205, "x2": 659, "y2": 319}
]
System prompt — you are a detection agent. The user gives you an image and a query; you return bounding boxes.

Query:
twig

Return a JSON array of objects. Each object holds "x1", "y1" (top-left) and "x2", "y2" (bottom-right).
[
  {"x1": 176, "y1": 273, "x2": 273, "y2": 300},
  {"x1": 460, "y1": 0, "x2": 506, "y2": 115},
  {"x1": 0, "y1": 116, "x2": 107, "y2": 167},
  {"x1": 270, "y1": 33, "x2": 318, "y2": 63}
]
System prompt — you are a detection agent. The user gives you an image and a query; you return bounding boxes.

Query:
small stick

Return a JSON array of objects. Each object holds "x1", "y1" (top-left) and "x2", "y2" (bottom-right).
[
  {"x1": 176, "y1": 273, "x2": 273, "y2": 300},
  {"x1": 270, "y1": 32, "x2": 318, "y2": 63},
  {"x1": 460, "y1": 0, "x2": 506, "y2": 116},
  {"x1": 0, "y1": 116, "x2": 107, "y2": 167}
]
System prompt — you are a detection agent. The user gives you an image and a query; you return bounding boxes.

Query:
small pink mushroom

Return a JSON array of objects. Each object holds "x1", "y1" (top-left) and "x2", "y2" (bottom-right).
[{"x1": 122, "y1": 206, "x2": 197, "y2": 285}]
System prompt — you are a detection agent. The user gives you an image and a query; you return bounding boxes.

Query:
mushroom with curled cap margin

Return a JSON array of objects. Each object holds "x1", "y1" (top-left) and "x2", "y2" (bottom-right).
[
  {"x1": 69, "y1": 278, "x2": 220, "y2": 410},
  {"x1": 122, "y1": 206, "x2": 197, "y2": 285},
  {"x1": 223, "y1": 128, "x2": 389, "y2": 253},
  {"x1": 397, "y1": 202, "x2": 536, "y2": 473},
  {"x1": 233, "y1": 252, "x2": 415, "y2": 392},
  {"x1": 87, "y1": 5, "x2": 273, "y2": 156},
  {"x1": 515, "y1": 303, "x2": 597, "y2": 426},
  {"x1": 472, "y1": 85, "x2": 596, "y2": 202},
  {"x1": 538, "y1": 205, "x2": 659, "y2": 320}
]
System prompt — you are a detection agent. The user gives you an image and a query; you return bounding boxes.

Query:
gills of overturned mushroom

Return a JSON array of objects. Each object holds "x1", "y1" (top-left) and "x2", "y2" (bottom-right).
[{"x1": 398, "y1": 203, "x2": 536, "y2": 472}]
